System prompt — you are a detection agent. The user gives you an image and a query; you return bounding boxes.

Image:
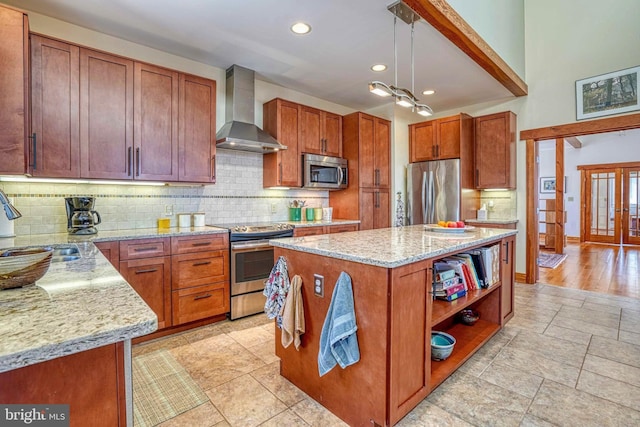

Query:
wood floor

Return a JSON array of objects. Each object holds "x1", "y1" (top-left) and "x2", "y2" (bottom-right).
[{"x1": 538, "y1": 242, "x2": 640, "y2": 298}]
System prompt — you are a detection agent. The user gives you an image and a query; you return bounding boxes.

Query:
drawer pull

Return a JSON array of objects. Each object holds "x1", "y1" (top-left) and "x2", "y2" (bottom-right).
[
  {"x1": 191, "y1": 242, "x2": 211, "y2": 247},
  {"x1": 194, "y1": 293, "x2": 212, "y2": 300},
  {"x1": 134, "y1": 247, "x2": 159, "y2": 252},
  {"x1": 193, "y1": 261, "x2": 212, "y2": 266},
  {"x1": 135, "y1": 268, "x2": 158, "y2": 274}
]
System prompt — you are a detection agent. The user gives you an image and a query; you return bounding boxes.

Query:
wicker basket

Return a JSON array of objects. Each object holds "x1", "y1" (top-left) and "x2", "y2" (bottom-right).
[{"x1": 0, "y1": 247, "x2": 53, "y2": 290}]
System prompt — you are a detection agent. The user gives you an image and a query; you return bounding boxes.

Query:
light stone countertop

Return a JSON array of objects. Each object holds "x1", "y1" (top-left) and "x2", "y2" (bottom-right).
[
  {"x1": 270, "y1": 224, "x2": 517, "y2": 268},
  {"x1": 0, "y1": 241, "x2": 158, "y2": 373},
  {"x1": 0, "y1": 226, "x2": 230, "y2": 373},
  {"x1": 283, "y1": 219, "x2": 361, "y2": 228},
  {"x1": 465, "y1": 218, "x2": 519, "y2": 225}
]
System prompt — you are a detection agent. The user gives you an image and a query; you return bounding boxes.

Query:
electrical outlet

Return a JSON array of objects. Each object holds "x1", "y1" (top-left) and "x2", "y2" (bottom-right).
[
  {"x1": 313, "y1": 274, "x2": 324, "y2": 297},
  {"x1": 271, "y1": 203, "x2": 277, "y2": 213},
  {"x1": 165, "y1": 204, "x2": 174, "y2": 216}
]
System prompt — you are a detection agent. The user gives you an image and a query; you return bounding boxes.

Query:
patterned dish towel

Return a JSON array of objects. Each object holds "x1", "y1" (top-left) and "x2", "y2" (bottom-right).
[{"x1": 263, "y1": 256, "x2": 290, "y2": 328}]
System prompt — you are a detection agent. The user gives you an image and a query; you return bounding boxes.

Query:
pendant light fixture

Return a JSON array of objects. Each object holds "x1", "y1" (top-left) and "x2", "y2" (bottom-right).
[{"x1": 368, "y1": 1, "x2": 433, "y2": 117}]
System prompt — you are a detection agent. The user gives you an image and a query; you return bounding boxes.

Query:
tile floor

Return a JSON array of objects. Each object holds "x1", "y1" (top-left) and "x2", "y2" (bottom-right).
[{"x1": 133, "y1": 283, "x2": 640, "y2": 426}]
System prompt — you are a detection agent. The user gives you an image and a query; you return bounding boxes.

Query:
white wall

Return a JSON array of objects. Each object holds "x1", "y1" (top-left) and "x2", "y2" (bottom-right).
[{"x1": 448, "y1": 0, "x2": 525, "y2": 79}]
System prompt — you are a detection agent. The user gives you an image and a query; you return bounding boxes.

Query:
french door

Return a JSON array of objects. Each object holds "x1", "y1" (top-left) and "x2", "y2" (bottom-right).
[{"x1": 584, "y1": 166, "x2": 640, "y2": 245}]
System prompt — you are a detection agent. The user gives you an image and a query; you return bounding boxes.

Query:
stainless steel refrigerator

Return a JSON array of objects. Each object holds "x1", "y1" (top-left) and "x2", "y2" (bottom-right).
[{"x1": 407, "y1": 159, "x2": 461, "y2": 225}]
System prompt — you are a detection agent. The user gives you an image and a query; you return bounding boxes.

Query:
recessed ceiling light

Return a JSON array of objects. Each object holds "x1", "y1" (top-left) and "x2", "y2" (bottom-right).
[
  {"x1": 422, "y1": 89, "x2": 436, "y2": 95},
  {"x1": 371, "y1": 64, "x2": 387, "y2": 72},
  {"x1": 290, "y1": 22, "x2": 311, "y2": 35}
]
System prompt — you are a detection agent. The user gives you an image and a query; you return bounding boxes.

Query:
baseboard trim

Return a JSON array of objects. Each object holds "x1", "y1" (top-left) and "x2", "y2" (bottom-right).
[
  {"x1": 515, "y1": 272, "x2": 527, "y2": 283},
  {"x1": 566, "y1": 236, "x2": 580, "y2": 243}
]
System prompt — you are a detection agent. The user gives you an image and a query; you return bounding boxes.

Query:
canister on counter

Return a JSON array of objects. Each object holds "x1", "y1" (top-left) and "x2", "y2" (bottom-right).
[
  {"x1": 193, "y1": 212, "x2": 205, "y2": 227},
  {"x1": 178, "y1": 213, "x2": 191, "y2": 228}
]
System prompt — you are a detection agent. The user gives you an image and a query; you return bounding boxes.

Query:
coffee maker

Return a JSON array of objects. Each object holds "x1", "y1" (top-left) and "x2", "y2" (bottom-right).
[{"x1": 65, "y1": 196, "x2": 101, "y2": 235}]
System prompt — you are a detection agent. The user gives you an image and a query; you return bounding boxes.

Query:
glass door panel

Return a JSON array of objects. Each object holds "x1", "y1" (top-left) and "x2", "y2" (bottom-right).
[
  {"x1": 623, "y1": 169, "x2": 640, "y2": 245},
  {"x1": 586, "y1": 170, "x2": 620, "y2": 243}
]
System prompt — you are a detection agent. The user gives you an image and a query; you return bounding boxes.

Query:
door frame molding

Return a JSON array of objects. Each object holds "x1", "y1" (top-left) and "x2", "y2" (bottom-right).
[{"x1": 520, "y1": 113, "x2": 640, "y2": 284}]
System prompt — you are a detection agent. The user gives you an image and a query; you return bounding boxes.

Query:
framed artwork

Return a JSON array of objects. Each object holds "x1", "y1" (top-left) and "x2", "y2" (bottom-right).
[
  {"x1": 576, "y1": 65, "x2": 639, "y2": 120},
  {"x1": 540, "y1": 177, "x2": 555, "y2": 193}
]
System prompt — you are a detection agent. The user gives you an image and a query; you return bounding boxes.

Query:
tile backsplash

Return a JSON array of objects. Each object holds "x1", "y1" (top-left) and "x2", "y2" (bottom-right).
[
  {"x1": 479, "y1": 190, "x2": 517, "y2": 220},
  {"x1": 1, "y1": 150, "x2": 329, "y2": 236}
]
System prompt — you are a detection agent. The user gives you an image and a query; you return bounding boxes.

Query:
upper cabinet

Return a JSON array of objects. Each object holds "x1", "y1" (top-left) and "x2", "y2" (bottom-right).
[
  {"x1": 0, "y1": 5, "x2": 29, "y2": 175},
  {"x1": 409, "y1": 113, "x2": 473, "y2": 162},
  {"x1": 79, "y1": 49, "x2": 134, "y2": 180},
  {"x1": 263, "y1": 98, "x2": 301, "y2": 187},
  {"x1": 28, "y1": 34, "x2": 217, "y2": 183},
  {"x1": 30, "y1": 35, "x2": 80, "y2": 178},
  {"x1": 474, "y1": 111, "x2": 517, "y2": 189},
  {"x1": 178, "y1": 73, "x2": 216, "y2": 183},
  {"x1": 409, "y1": 113, "x2": 475, "y2": 188},
  {"x1": 300, "y1": 106, "x2": 342, "y2": 157}
]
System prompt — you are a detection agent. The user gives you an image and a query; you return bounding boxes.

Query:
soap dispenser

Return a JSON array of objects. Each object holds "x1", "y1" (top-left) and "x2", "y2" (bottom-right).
[{"x1": 477, "y1": 203, "x2": 488, "y2": 220}]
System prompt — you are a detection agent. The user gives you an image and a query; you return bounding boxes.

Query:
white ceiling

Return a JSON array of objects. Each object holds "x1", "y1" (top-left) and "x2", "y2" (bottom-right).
[{"x1": 6, "y1": 0, "x2": 515, "y2": 113}]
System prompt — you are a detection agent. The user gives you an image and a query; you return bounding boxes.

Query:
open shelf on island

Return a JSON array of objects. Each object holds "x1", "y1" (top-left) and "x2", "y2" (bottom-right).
[
  {"x1": 431, "y1": 284, "x2": 501, "y2": 326},
  {"x1": 429, "y1": 318, "x2": 501, "y2": 389}
]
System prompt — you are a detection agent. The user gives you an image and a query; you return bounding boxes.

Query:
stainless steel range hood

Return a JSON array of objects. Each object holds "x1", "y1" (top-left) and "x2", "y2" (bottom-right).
[{"x1": 216, "y1": 65, "x2": 287, "y2": 153}]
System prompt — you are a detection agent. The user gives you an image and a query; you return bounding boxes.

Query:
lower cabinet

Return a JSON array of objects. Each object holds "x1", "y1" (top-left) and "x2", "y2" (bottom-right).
[
  {"x1": 96, "y1": 233, "x2": 230, "y2": 333},
  {"x1": 120, "y1": 254, "x2": 172, "y2": 330},
  {"x1": 501, "y1": 235, "x2": 515, "y2": 324},
  {"x1": 360, "y1": 188, "x2": 390, "y2": 230},
  {"x1": 292, "y1": 223, "x2": 359, "y2": 237}
]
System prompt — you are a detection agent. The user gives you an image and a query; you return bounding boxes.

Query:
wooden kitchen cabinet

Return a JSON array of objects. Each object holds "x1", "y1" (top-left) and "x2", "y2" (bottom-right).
[
  {"x1": 474, "y1": 111, "x2": 517, "y2": 189},
  {"x1": 263, "y1": 98, "x2": 302, "y2": 187},
  {"x1": 134, "y1": 62, "x2": 179, "y2": 181},
  {"x1": 119, "y1": 238, "x2": 171, "y2": 329},
  {"x1": 178, "y1": 73, "x2": 216, "y2": 183},
  {"x1": 0, "y1": 5, "x2": 29, "y2": 175},
  {"x1": 30, "y1": 35, "x2": 80, "y2": 177},
  {"x1": 299, "y1": 105, "x2": 342, "y2": 157},
  {"x1": 170, "y1": 234, "x2": 229, "y2": 326},
  {"x1": 330, "y1": 112, "x2": 391, "y2": 230},
  {"x1": 292, "y1": 223, "x2": 360, "y2": 237},
  {"x1": 409, "y1": 113, "x2": 473, "y2": 162},
  {"x1": 95, "y1": 240, "x2": 120, "y2": 268},
  {"x1": 80, "y1": 48, "x2": 134, "y2": 179}
]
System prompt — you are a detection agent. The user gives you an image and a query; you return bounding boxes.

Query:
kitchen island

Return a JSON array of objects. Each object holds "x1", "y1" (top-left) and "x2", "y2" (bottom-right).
[
  {"x1": 0, "y1": 240, "x2": 157, "y2": 427},
  {"x1": 270, "y1": 225, "x2": 517, "y2": 426}
]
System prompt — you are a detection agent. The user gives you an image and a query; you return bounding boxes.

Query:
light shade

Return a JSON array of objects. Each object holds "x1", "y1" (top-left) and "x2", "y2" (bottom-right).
[
  {"x1": 369, "y1": 81, "x2": 393, "y2": 97},
  {"x1": 416, "y1": 104, "x2": 433, "y2": 117},
  {"x1": 395, "y1": 95, "x2": 413, "y2": 108}
]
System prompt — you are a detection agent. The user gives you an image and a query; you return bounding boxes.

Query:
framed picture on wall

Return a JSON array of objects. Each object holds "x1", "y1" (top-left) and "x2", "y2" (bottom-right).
[
  {"x1": 540, "y1": 177, "x2": 555, "y2": 193},
  {"x1": 576, "y1": 65, "x2": 639, "y2": 120}
]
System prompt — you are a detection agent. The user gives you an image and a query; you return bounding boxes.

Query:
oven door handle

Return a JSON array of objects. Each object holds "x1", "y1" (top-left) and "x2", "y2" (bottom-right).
[{"x1": 231, "y1": 240, "x2": 272, "y2": 250}]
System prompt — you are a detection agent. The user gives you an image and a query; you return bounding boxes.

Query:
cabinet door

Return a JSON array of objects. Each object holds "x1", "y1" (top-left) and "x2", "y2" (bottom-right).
[
  {"x1": 436, "y1": 116, "x2": 461, "y2": 160},
  {"x1": 375, "y1": 189, "x2": 391, "y2": 229},
  {"x1": 475, "y1": 112, "x2": 516, "y2": 189},
  {"x1": 299, "y1": 105, "x2": 322, "y2": 154},
  {"x1": 374, "y1": 117, "x2": 391, "y2": 188},
  {"x1": 172, "y1": 282, "x2": 229, "y2": 325},
  {"x1": 263, "y1": 99, "x2": 301, "y2": 187},
  {"x1": 134, "y1": 63, "x2": 179, "y2": 181},
  {"x1": 120, "y1": 256, "x2": 172, "y2": 330},
  {"x1": 409, "y1": 121, "x2": 435, "y2": 163},
  {"x1": 322, "y1": 111, "x2": 342, "y2": 157},
  {"x1": 179, "y1": 73, "x2": 216, "y2": 183},
  {"x1": 501, "y1": 235, "x2": 515, "y2": 325},
  {"x1": 171, "y1": 250, "x2": 229, "y2": 290},
  {"x1": 359, "y1": 114, "x2": 376, "y2": 188},
  {"x1": 30, "y1": 35, "x2": 80, "y2": 178},
  {"x1": 94, "y1": 241, "x2": 120, "y2": 269},
  {"x1": 80, "y1": 49, "x2": 133, "y2": 179},
  {"x1": 328, "y1": 223, "x2": 359, "y2": 233},
  {"x1": 0, "y1": 7, "x2": 28, "y2": 174},
  {"x1": 293, "y1": 226, "x2": 326, "y2": 237}
]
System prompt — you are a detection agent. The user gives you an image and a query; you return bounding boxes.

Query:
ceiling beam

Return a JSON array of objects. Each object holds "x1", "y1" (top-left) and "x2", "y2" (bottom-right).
[
  {"x1": 520, "y1": 113, "x2": 640, "y2": 140},
  {"x1": 405, "y1": 0, "x2": 528, "y2": 97},
  {"x1": 565, "y1": 136, "x2": 583, "y2": 148}
]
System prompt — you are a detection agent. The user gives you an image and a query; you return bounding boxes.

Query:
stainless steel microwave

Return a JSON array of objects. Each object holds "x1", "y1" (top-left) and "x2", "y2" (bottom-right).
[{"x1": 303, "y1": 154, "x2": 348, "y2": 190}]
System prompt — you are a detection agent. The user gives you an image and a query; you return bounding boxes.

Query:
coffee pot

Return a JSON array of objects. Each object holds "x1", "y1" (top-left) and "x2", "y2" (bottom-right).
[{"x1": 65, "y1": 196, "x2": 101, "y2": 235}]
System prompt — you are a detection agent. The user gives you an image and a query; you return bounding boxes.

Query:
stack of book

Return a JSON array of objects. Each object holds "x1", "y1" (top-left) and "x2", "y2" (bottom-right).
[{"x1": 433, "y1": 262, "x2": 467, "y2": 301}]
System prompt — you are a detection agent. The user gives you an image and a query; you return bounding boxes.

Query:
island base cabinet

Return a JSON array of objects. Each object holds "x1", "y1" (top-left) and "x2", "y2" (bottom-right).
[{"x1": 0, "y1": 342, "x2": 126, "y2": 426}]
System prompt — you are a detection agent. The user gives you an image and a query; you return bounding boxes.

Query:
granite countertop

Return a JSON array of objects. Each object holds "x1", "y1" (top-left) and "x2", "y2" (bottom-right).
[
  {"x1": 0, "y1": 226, "x2": 229, "y2": 249},
  {"x1": 465, "y1": 218, "x2": 519, "y2": 224},
  {"x1": 270, "y1": 224, "x2": 517, "y2": 268},
  {"x1": 283, "y1": 219, "x2": 361, "y2": 228},
  {"x1": 0, "y1": 241, "x2": 157, "y2": 373}
]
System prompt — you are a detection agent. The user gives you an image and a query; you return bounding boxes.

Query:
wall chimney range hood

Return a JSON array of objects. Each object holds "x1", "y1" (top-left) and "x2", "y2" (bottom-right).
[{"x1": 215, "y1": 65, "x2": 287, "y2": 153}]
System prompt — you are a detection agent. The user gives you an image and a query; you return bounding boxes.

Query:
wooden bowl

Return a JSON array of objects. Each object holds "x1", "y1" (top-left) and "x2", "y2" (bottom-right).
[
  {"x1": 0, "y1": 247, "x2": 53, "y2": 290},
  {"x1": 459, "y1": 309, "x2": 480, "y2": 326}
]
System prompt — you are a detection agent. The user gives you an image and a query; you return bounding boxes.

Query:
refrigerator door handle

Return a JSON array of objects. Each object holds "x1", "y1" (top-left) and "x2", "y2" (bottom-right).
[
  {"x1": 421, "y1": 171, "x2": 428, "y2": 224},
  {"x1": 429, "y1": 170, "x2": 435, "y2": 223}
]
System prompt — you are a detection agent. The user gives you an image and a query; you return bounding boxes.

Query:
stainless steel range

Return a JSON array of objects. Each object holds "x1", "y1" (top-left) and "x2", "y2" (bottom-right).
[{"x1": 212, "y1": 222, "x2": 294, "y2": 320}]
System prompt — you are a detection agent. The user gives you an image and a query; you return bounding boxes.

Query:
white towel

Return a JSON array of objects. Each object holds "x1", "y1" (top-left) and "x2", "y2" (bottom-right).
[{"x1": 281, "y1": 275, "x2": 305, "y2": 350}]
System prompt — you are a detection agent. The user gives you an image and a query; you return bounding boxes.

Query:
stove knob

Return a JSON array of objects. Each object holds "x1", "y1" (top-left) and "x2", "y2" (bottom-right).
[
  {"x1": 241, "y1": 226, "x2": 248, "y2": 232},
  {"x1": 233, "y1": 226, "x2": 240, "y2": 232}
]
